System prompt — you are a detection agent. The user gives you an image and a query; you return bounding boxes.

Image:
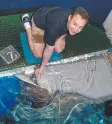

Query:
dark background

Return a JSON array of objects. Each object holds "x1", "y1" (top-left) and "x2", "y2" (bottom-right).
[{"x1": 0, "y1": 0, "x2": 111, "y2": 24}]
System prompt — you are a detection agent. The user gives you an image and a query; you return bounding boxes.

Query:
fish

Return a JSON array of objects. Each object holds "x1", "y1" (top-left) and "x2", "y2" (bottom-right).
[{"x1": 15, "y1": 74, "x2": 38, "y2": 86}]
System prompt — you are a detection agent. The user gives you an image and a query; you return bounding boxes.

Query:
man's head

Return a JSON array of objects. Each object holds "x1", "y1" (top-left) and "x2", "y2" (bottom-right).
[{"x1": 67, "y1": 7, "x2": 88, "y2": 35}]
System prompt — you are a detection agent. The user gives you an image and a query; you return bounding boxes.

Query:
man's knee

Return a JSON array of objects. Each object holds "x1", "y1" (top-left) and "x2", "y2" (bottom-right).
[
  {"x1": 55, "y1": 37, "x2": 66, "y2": 53},
  {"x1": 54, "y1": 47, "x2": 62, "y2": 53},
  {"x1": 54, "y1": 44, "x2": 65, "y2": 53},
  {"x1": 33, "y1": 50, "x2": 43, "y2": 58},
  {"x1": 32, "y1": 43, "x2": 45, "y2": 58}
]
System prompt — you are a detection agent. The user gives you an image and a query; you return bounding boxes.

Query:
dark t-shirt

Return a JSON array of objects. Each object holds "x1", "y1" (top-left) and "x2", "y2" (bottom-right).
[{"x1": 33, "y1": 6, "x2": 72, "y2": 46}]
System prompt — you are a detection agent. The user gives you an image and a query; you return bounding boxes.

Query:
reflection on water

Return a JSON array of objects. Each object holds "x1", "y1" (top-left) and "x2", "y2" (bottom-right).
[{"x1": 0, "y1": 76, "x2": 112, "y2": 124}]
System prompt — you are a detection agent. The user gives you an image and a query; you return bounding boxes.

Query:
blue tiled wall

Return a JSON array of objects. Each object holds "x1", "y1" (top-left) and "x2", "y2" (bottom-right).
[{"x1": 0, "y1": 0, "x2": 112, "y2": 24}]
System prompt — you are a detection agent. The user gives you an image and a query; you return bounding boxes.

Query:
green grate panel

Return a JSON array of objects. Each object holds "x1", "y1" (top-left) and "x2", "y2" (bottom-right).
[
  {"x1": 0, "y1": 10, "x2": 111, "y2": 72},
  {"x1": 0, "y1": 14, "x2": 26, "y2": 72},
  {"x1": 62, "y1": 24, "x2": 112, "y2": 58}
]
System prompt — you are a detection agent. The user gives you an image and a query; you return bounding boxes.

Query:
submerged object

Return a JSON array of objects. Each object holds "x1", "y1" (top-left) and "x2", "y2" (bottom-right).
[
  {"x1": 15, "y1": 74, "x2": 38, "y2": 86},
  {"x1": 15, "y1": 74, "x2": 52, "y2": 108},
  {"x1": 36, "y1": 55, "x2": 112, "y2": 101}
]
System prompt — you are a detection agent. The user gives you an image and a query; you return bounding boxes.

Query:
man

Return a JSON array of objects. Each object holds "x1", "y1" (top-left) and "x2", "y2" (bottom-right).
[{"x1": 22, "y1": 6, "x2": 88, "y2": 76}]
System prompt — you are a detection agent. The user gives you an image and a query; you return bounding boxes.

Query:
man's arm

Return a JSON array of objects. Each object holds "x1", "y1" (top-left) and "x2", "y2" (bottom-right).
[
  {"x1": 41, "y1": 34, "x2": 67, "y2": 69},
  {"x1": 35, "y1": 44, "x2": 54, "y2": 76},
  {"x1": 40, "y1": 44, "x2": 54, "y2": 69}
]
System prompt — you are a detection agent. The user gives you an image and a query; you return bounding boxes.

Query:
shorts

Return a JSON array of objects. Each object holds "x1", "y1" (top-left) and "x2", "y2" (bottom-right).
[{"x1": 31, "y1": 18, "x2": 44, "y2": 43}]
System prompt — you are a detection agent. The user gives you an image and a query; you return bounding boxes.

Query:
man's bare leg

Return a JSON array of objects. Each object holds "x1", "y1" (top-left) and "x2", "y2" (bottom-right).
[
  {"x1": 25, "y1": 27, "x2": 34, "y2": 52},
  {"x1": 22, "y1": 14, "x2": 34, "y2": 52},
  {"x1": 25, "y1": 27, "x2": 45, "y2": 57},
  {"x1": 22, "y1": 14, "x2": 45, "y2": 57}
]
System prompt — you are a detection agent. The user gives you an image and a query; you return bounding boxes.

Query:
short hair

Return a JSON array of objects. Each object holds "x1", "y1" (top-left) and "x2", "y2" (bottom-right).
[{"x1": 71, "y1": 7, "x2": 89, "y2": 20}]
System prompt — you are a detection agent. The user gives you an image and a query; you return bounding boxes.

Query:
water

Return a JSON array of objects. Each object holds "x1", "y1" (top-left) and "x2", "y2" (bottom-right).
[{"x1": 0, "y1": 76, "x2": 112, "y2": 124}]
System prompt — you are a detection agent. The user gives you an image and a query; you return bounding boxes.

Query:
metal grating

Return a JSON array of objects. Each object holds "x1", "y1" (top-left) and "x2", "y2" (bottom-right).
[
  {"x1": 0, "y1": 10, "x2": 111, "y2": 72},
  {"x1": 62, "y1": 24, "x2": 112, "y2": 58},
  {"x1": 0, "y1": 14, "x2": 26, "y2": 72}
]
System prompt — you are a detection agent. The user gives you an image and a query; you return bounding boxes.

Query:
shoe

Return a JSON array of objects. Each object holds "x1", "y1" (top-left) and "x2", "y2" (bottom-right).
[
  {"x1": 21, "y1": 13, "x2": 30, "y2": 23},
  {"x1": 21, "y1": 14, "x2": 31, "y2": 29}
]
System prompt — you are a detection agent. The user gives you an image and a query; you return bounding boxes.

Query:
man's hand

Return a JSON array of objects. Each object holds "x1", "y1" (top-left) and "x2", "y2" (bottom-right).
[{"x1": 35, "y1": 67, "x2": 44, "y2": 77}]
